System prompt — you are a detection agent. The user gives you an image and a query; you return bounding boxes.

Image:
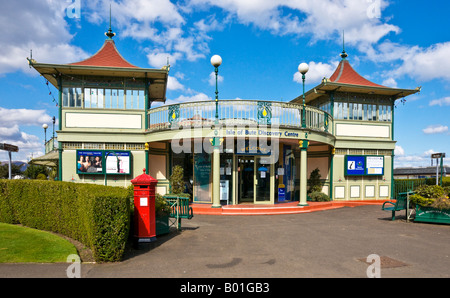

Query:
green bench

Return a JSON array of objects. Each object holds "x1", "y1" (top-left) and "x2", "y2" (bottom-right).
[
  {"x1": 164, "y1": 195, "x2": 193, "y2": 230},
  {"x1": 381, "y1": 192, "x2": 412, "y2": 220}
]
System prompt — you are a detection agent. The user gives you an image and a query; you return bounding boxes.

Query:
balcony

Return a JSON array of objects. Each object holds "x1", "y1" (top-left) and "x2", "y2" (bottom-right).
[{"x1": 147, "y1": 100, "x2": 333, "y2": 134}]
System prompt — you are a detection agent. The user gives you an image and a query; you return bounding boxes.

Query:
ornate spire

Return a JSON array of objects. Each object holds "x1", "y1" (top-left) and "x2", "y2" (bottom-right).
[
  {"x1": 105, "y1": 4, "x2": 116, "y2": 39},
  {"x1": 340, "y1": 30, "x2": 348, "y2": 59}
]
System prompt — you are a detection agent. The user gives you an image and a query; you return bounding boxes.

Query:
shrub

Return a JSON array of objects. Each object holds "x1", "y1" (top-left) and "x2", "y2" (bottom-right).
[
  {"x1": 309, "y1": 191, "x2": 330, "y2": 202},
  {"x1": 155, "y1": 193, "x2": 171, "y2": 217},
  {"x1": 0, "y1": 180, "x2": 130, "y2": 262},
  {"x1": 308, "y1": 168, "x2": 322, "y2": 194},
  {"x1": 409, "y1": 185, "x2": 450, "y2": 210},
  {"x1": 170, "y1": 165, "x2": 185, "y2": 194}
]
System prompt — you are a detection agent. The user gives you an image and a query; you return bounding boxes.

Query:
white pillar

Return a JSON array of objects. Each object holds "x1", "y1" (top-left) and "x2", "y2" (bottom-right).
[
  {"x1": 298, "y1": 145, "x2": 309, "y2": 206},
  {"x1": 212, "y1": 145, "x2": 221, "y2": 208}
]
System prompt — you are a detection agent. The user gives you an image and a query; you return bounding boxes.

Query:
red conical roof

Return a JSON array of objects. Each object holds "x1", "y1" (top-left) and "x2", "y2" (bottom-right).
[
  {"x1": 70, "y1": 39, "x2": 138, "y2": 68},
  {"x1": 329, "y1": 59, "x2": 385, "y2": 88}
]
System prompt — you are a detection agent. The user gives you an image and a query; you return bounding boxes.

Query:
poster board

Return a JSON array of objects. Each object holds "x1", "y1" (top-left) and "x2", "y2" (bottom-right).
[
  {"x1": 76, "y1": 150, "x2": 131, "y2": 175},
  {"x1": 345, "y1": 155, "x2": 384, "y2": 176}
]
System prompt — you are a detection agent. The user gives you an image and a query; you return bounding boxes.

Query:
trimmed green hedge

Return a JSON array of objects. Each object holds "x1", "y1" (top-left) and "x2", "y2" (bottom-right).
[{"x1": 0, "y1": 180, "x2": 130, "y2": 262}]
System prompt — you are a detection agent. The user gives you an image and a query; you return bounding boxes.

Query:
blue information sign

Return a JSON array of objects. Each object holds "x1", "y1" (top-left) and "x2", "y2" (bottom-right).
[
  {"x1": 345, "y1": 155, "x2": 365, "y2": 176},
  {"x1": 278, "y1": 187, "x2": 286, "y2": 202}
]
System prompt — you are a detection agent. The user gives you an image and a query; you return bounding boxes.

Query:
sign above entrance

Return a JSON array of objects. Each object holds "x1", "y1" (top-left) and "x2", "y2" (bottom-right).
[
  {"x1": 237, "y1": 140, "x2": 270, "y2": 155},
  {"x1": 224, "y1": 128, "x2": 306, "y2": 139}
]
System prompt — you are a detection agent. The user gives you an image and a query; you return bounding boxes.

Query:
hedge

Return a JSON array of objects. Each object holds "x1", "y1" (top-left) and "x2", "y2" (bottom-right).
[{"x1": 0, "y1": 179, "x2": 130, "y2": 262}]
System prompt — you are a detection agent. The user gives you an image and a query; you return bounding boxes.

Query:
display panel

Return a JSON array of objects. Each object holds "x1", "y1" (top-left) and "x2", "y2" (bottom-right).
[
  {"x1": 105, "y1": 151, "x2": 131, "y2": 175},
  {"x1": 76, "y1": 150, "x2": 132, "y2": 175},
  {"x1": 345, "y1": 155, "x2": 384, "y2": 176},
  {"x1": 366, "y1": 156, "x2": 384, "y2": 175},
  {"x1": 345, "y1": 155, "x2": 365, "y2": 176},
  {"x1": 77, "y1": 150, "x2": 103, "y2": 174}
]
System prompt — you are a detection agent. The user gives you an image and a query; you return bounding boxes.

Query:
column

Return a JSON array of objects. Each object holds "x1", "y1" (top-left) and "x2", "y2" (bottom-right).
[
  {"x1": 212, "y1": 143, "x2": 221, "y2": 208},
  {"x1": 298, "y1": 140, "x2": 309, "y2": 206}
]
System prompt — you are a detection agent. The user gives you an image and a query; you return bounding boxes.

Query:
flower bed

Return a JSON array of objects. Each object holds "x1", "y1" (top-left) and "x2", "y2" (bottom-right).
[{"x1": 409, "y1": 185, "x2": 450, "y2": 224}]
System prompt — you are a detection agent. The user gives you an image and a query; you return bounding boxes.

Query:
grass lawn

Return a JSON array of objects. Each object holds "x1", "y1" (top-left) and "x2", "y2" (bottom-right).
[{"x1": 0, "y1": 223, "x2": 79, "y2": 263}]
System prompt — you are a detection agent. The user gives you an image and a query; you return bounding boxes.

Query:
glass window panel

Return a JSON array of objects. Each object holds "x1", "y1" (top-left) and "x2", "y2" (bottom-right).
[
  {"x1": 387, "y1": 105, "x2": 391, "y2": 122},
  {"x1": 62, "y1": 88, "x2": 69, "y2": 107},
  {"x1": 84, "y1": 88, "x2": 91, "y2": 108},
  {"x1": 358, "y1": 104, "x2": 362, "y2": 120},
  {"x1": 348, "y1": 103, "x2": 353, "y2": 120},
  {"x1": 97, "y1": 89, "x2": 104, "y2": 108},
  {"x1": 90, "y1": 89, "x2": 97, "y2": 108},
  {"x1": 139, "y1": 90, "x2": 145, "y2": 109},
  {"x1": 363, "y1": 104, "x2": 367, "y2": 121},
  {"x1": 75, "y1": 88, "x2": 82, "y2": 107},
  {"x1": 118, "y1": 90, "x2": 124, "y2": 109},
  {"x1": 343, "y1": 102, "x2": 348, "y2": 120},
  {"x1": 126, "y1": 89, "x2": 132, "y2": 109},
  {"x1": 68, "y1": 88, "x2": 74, "y2": 107},
  {"x1": 105, "y1": 89, "x2": 111, "y2": 108},
  {"x1": 111, "y1": 89, "x2": 118, "y2": 109}
]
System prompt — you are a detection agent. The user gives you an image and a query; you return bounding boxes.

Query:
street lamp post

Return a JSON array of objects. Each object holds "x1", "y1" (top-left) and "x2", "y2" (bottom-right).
[
  {"x1": 298, "y1": 63, "x2": 309, "y2": 128},
  {"x1": 210, "y1": 54, "x2": 222, "y2": 208},
  {"x1": 211, "y1": 54, "x2": 222, "y2": 124},
  {"x1": 52, "y1": 116, "x2": 56, "y2": 150},
  {"x1": 298, "y1": 62, "x2": 309, "y2": 206},
  {"x1": 42, "y1": 123, "x2": 48, "y2": 148}
]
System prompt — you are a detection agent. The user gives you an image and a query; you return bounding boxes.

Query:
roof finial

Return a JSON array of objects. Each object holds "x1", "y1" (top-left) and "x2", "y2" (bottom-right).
[
  {"x1": 340, "y1": 30, "x2": 348, "y2": 59},
  {"x1": 105, "y1": 3, "x2": 116, "y2": 39}
]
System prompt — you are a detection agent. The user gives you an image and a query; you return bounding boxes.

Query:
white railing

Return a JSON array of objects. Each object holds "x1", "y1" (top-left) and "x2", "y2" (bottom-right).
[{"x1": 148, "y1": 100, "x2": 333, "y2": 134}]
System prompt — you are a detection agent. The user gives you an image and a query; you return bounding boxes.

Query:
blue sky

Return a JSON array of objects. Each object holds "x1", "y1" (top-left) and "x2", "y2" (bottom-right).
[{"x1": 0, "y1": 0, "x2": 449, "y2": 168}]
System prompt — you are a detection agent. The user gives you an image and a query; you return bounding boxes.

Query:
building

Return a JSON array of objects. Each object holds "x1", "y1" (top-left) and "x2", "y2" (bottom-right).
[
  {"x1": 29, "y1": 26, "x2": 420, "y2": 206},
  {"x1": 394, "y1": 167, "x2": 449, "y2": 179}
]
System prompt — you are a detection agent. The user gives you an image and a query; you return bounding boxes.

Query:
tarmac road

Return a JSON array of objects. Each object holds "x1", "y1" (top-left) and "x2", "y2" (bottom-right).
[{"x1": 1, "y1": 205, "x2": 450, "y2": 278}]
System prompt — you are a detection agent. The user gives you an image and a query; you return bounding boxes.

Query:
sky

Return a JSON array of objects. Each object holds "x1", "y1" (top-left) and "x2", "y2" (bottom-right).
[{"x1": 0, "y1": 0, "x2": 449, "y2": 168}]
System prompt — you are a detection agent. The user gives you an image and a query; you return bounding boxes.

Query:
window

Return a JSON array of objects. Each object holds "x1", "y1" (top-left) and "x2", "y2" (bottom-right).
[{"x1": 62, "y1": 87, "x2": 82, "y2": 107}]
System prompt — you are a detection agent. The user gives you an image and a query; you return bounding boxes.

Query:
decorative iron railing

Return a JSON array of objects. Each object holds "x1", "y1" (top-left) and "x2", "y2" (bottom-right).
[{"x1": 148, "y1": 100, "x2": 333, "y2": 134}]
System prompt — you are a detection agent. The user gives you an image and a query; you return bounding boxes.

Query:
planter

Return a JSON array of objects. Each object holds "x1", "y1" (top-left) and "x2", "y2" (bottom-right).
[
  {"x1": 155, "y1": 215, "x2": 170, "y2": 235},
  {"x1": 414, "y1": 205, "x2": 450, "y2": 224}
]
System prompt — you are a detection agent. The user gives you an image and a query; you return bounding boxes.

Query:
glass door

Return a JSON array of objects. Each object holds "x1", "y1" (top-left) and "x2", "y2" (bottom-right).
[
  {"x1": 255, "y1": 156, "x2": 271, "y2": 203},
  {"x1": 237, "y1": 156, "x2": 254, "y2": 203}
]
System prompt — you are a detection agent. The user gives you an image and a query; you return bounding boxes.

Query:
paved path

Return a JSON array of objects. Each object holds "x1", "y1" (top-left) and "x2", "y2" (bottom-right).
[{"x1": 1, "y1": 205, "x2": 450, "y2": 278}]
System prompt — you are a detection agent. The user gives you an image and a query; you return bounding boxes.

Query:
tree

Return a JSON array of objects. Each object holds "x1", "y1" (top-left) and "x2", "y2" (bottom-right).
[
  {"x1": 23, "y1": 164, "x2": 49, "y2": 180},
  {"x1": 0, "y1": 163, "x2": 22, "y2": 179}
]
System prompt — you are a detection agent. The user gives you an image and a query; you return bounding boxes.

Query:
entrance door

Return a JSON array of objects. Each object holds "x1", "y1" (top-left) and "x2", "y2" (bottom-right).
[
  {"x1": 237, "y1": 155, "x2": 273, "y2": 204},
  {"x1": 237, "y1": 156, "x2": 254, "y2": 203},
  {"x1": 255, "y1": 156, "x2": 271, "y2": 203}
]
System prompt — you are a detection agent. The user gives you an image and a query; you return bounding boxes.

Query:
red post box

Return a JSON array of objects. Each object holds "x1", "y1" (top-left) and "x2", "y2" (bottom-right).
[{"x1": 131, "y1": 169, "x2": 158, "y2": 243}]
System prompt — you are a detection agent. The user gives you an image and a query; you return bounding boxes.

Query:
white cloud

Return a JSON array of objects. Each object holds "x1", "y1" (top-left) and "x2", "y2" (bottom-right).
[
  {"x1": 382, "y1": 77, "x2": 398, "y2": 88},
  {"x1": 394, "y1": 145, "x2": 405, "y2": 156},
  {"x1": 430, "y1": 97, "x2": 450, "y2": 107},
  {"x1": 0, "y1": 107, "x2": 53, "y2": 162},
  {"x1": 293, "y1": 61, "x2": 339, "y2": 85},
  {"x1": 424, "y1": 149, "x2": 437, "y2": 156},
  {"x1": 370, "y1": 41, "x2": 450, "y2": 82},
  {"x1": 208, "y1": 71, "x2": 224, "y2": 86},
  {"x1": 0, "y1": 108, "x2": 52, "y2": 127},
  {"x1": 86, "y1": 0, "x2": 214, "y2": 66},
  {"x1": 169, "y1": 92, "x2": 211, "y2": 105},
  {"x1": 422, "y1": 125, "x2": 449, "y2": 135},
  {"x1": 0, "y1": 1, "x2": 88, "y2": 74},
  {"x1": 190, "y1": 0, "x2": 399, "y2": 45},
  {"x1": 167, "y1": 76, "x2": 184, "y2": 91}
]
